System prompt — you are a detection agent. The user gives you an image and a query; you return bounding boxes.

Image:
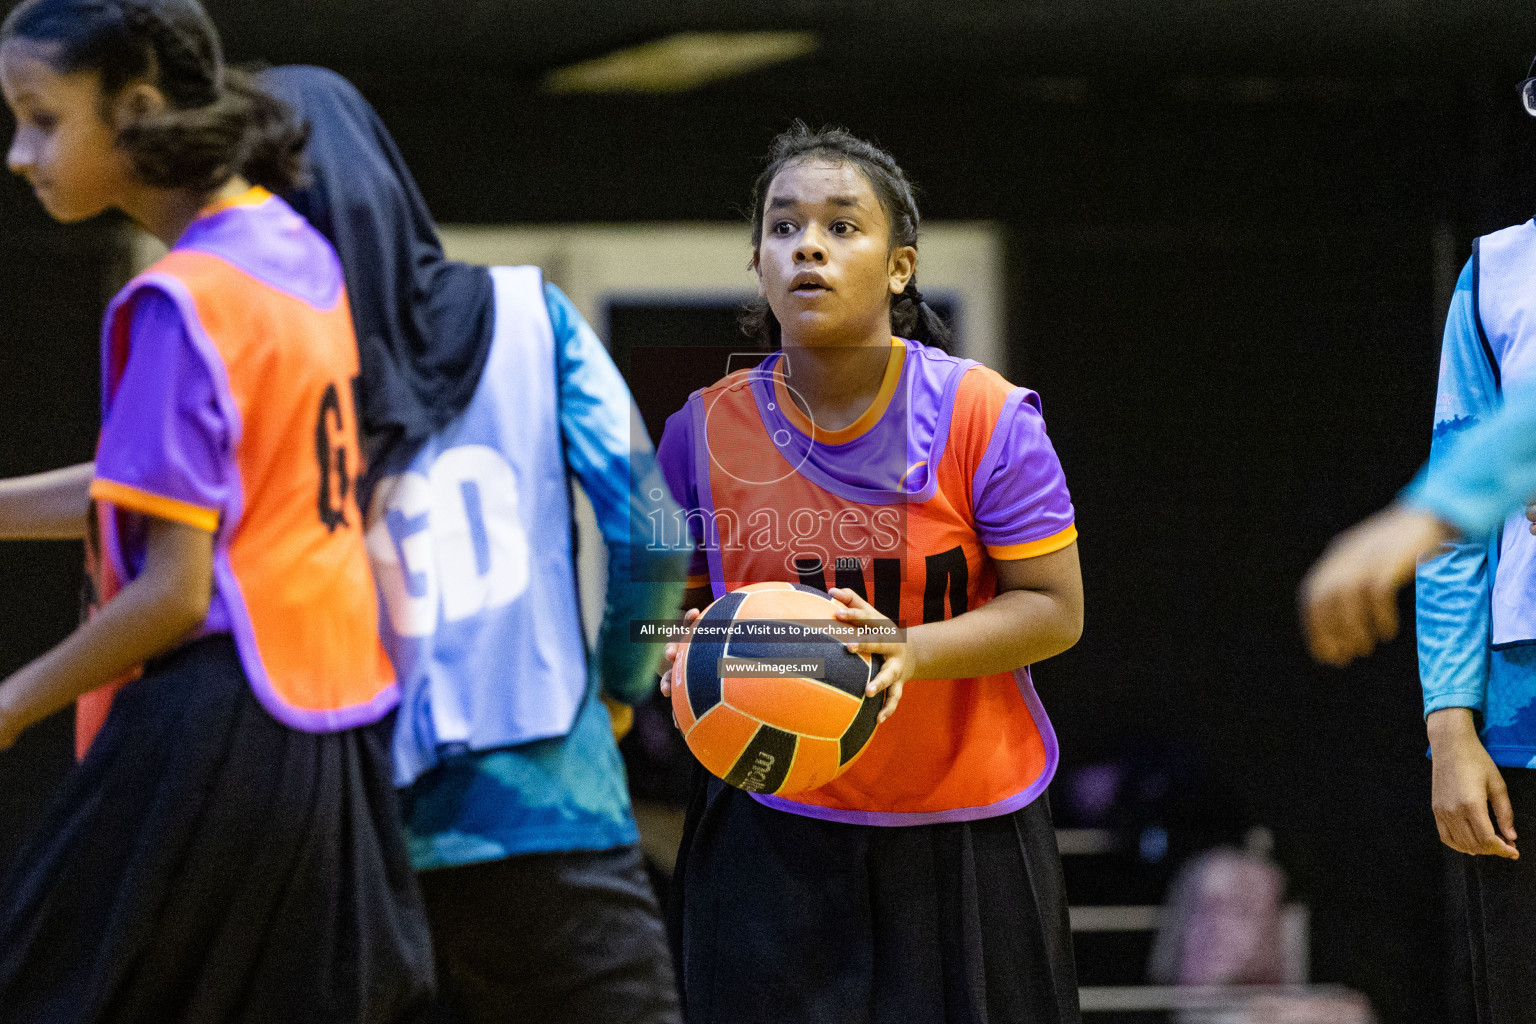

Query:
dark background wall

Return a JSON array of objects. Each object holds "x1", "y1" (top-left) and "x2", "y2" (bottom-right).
[
  {"x1": 4, "y1": 5, "x2": 1536, "y2": 1020},
  {"x1": 0, "y1": 177, "x2": 126, "y2": 867}
]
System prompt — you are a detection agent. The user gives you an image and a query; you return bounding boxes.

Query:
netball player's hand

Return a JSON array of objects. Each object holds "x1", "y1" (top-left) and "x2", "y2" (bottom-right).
[
  {"x1": 1527, "y1": 499, "x2": 1536, "y2": 534},
  {"x1": 1429, "y1": 708, "x2": 1518, "y2": 859},
  {"x1": 1299, "y1": 505, "x2": 1455, "y2": 666},
  {"x1": 658, "y1": 607, "x2": 703, "y2": 700},
  {"x1": 829, "y1": 588, "x2": 912, "y2": 724}
]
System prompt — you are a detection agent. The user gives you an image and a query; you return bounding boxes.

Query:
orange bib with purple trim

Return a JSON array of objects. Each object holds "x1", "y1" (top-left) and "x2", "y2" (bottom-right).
[
  {"x1": 688, "y1": 348, "x2": 1071, "y2": 824},
  {"x1": 81, "y1": 193, "x2": 395, "y2": 746}
]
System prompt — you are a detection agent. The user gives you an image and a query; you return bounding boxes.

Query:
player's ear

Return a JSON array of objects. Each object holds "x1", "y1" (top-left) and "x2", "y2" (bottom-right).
[
  {"x1": 109, "y1": 80, "x2": 167, "y2": 131},
  {"x1": 753, "y1": 249, "x2": 766, "y2": 298},
  {"x1": 887, "y1": 245, "x2": 916, "y2": 296}
]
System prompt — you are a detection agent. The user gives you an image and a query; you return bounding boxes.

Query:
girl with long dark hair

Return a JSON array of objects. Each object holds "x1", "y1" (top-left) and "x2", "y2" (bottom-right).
[
  {"x1": 0, "y1": 4, "x2": 432, "y2": 1020},
  {"x1": 657, "y1": 124, "x2": 1085, "y2": 1023}
]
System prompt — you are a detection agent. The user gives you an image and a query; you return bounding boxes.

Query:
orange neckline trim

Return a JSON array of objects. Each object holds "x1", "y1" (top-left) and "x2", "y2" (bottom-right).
[
  {"x1": 774, "y1": 337, "x2": 906, "y2": 445},
  {"x1": 197, "y1": 185, "x2": 271, "y2": 220}
]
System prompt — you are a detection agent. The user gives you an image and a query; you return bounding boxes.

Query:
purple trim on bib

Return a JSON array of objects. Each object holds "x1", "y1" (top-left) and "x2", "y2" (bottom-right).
[
  {"x1": 750, "y1": 667, "x2": 1061, "y2": 826},
  {"x1": 179, "y1": 196, "x2": 345, "y2": 312},
  {"x1": 970, "y1": 387, "x2": 1029, "y2": 504}
]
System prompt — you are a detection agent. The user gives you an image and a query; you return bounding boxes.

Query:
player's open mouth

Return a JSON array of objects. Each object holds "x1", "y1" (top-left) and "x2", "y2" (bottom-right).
[{"x1": 790, "y1": 272, "x2": 831, "y2": 296}]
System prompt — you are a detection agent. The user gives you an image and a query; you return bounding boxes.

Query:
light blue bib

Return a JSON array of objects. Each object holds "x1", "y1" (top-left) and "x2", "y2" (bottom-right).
[
  {"x1": 369, "y1": 266, "x2": 588, "y2": 785},
  {"x1": 1476, "y1": 224, "x2": 1536, "y2": 648}
]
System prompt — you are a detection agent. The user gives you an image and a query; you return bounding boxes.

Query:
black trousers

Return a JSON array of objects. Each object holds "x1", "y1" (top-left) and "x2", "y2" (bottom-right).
[
  {"x1": 1447, "y1": 766, "x2": 1536, "y2": 1024},
  {"x1": 668, "y1": 775, "x2": 1081, "y2": 1024},
  {"x1": 418, "y1": 844, "x2": 681, "y2": 1024}
]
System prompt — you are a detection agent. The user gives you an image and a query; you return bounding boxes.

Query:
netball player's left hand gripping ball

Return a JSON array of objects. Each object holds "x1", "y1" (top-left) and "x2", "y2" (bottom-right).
[{"x1": 671, "y1": 582, "x2": 886, "y2": 796}]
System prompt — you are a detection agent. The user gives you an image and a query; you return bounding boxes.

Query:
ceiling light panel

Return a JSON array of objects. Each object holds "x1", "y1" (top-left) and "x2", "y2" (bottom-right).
[{"x1": 544, "y1": 31, "x2": 819, "y2": 94}]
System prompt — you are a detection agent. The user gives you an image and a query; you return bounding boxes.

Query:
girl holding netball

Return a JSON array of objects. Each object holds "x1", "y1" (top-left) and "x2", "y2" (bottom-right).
[
  {"x1": 657, "y1": 125, "x2": 1085, "y2": 1023},
  {"x1": 0, "y1": 2, "x2": 432, "y2": 1020}
]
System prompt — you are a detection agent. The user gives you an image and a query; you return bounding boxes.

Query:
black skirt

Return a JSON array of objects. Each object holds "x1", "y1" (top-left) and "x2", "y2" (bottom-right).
[
  {"x1": 667, "y1": 774, "x2": 1081, "y2": 1024},
  {"x1": 0, "y1": 634, "x2": 435, "y2": 1024}
]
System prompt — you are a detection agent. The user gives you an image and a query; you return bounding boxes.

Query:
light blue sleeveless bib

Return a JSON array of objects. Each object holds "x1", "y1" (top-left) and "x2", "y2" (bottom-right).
[
  {"x1": 1476, "y1": 224, "x2": 1536, "y2": 648},
  {"x1": 369, "y1": 266, "x2": 588, "y2": 785}
]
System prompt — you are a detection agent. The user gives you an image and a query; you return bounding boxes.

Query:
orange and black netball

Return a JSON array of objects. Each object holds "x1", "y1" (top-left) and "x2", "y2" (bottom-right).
[{"x1": 672, "y1": 582, "x2": 886, "y2": 796}]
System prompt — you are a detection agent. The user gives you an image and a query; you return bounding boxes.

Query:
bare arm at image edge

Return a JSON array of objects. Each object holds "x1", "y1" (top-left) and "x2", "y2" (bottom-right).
[{"x1": 0, "y1": 462, "x2": 94, "y2": 540}]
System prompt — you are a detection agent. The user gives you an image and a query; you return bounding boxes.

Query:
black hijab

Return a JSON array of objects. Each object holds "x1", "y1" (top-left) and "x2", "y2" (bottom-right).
[{"x1": 262, "y1": 65, "x2": 495, "y2": 494}]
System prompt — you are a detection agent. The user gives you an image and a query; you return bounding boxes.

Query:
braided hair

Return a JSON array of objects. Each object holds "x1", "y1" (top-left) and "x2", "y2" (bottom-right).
[
  {"x1": 742, "y1": 122, "x2": 952, "y2": 352},
  {"x1": 2, "y1": 0, "x2": 307, "y2": 193}
]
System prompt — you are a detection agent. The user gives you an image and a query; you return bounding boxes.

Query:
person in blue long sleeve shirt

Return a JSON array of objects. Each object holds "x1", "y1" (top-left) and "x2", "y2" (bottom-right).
[
  {"x1": 401, "y1": 283, "x2": 688, "y2": 866},
  {"x1": 399, "y1": 283, "x2": 690, "y2": 1024},
  {"x1": 1301, "y1": 148, "x2": 1536, "y2": 1014},
  {"x1": 399, "y1": 280, "x2": 688, "y2": 865}
]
